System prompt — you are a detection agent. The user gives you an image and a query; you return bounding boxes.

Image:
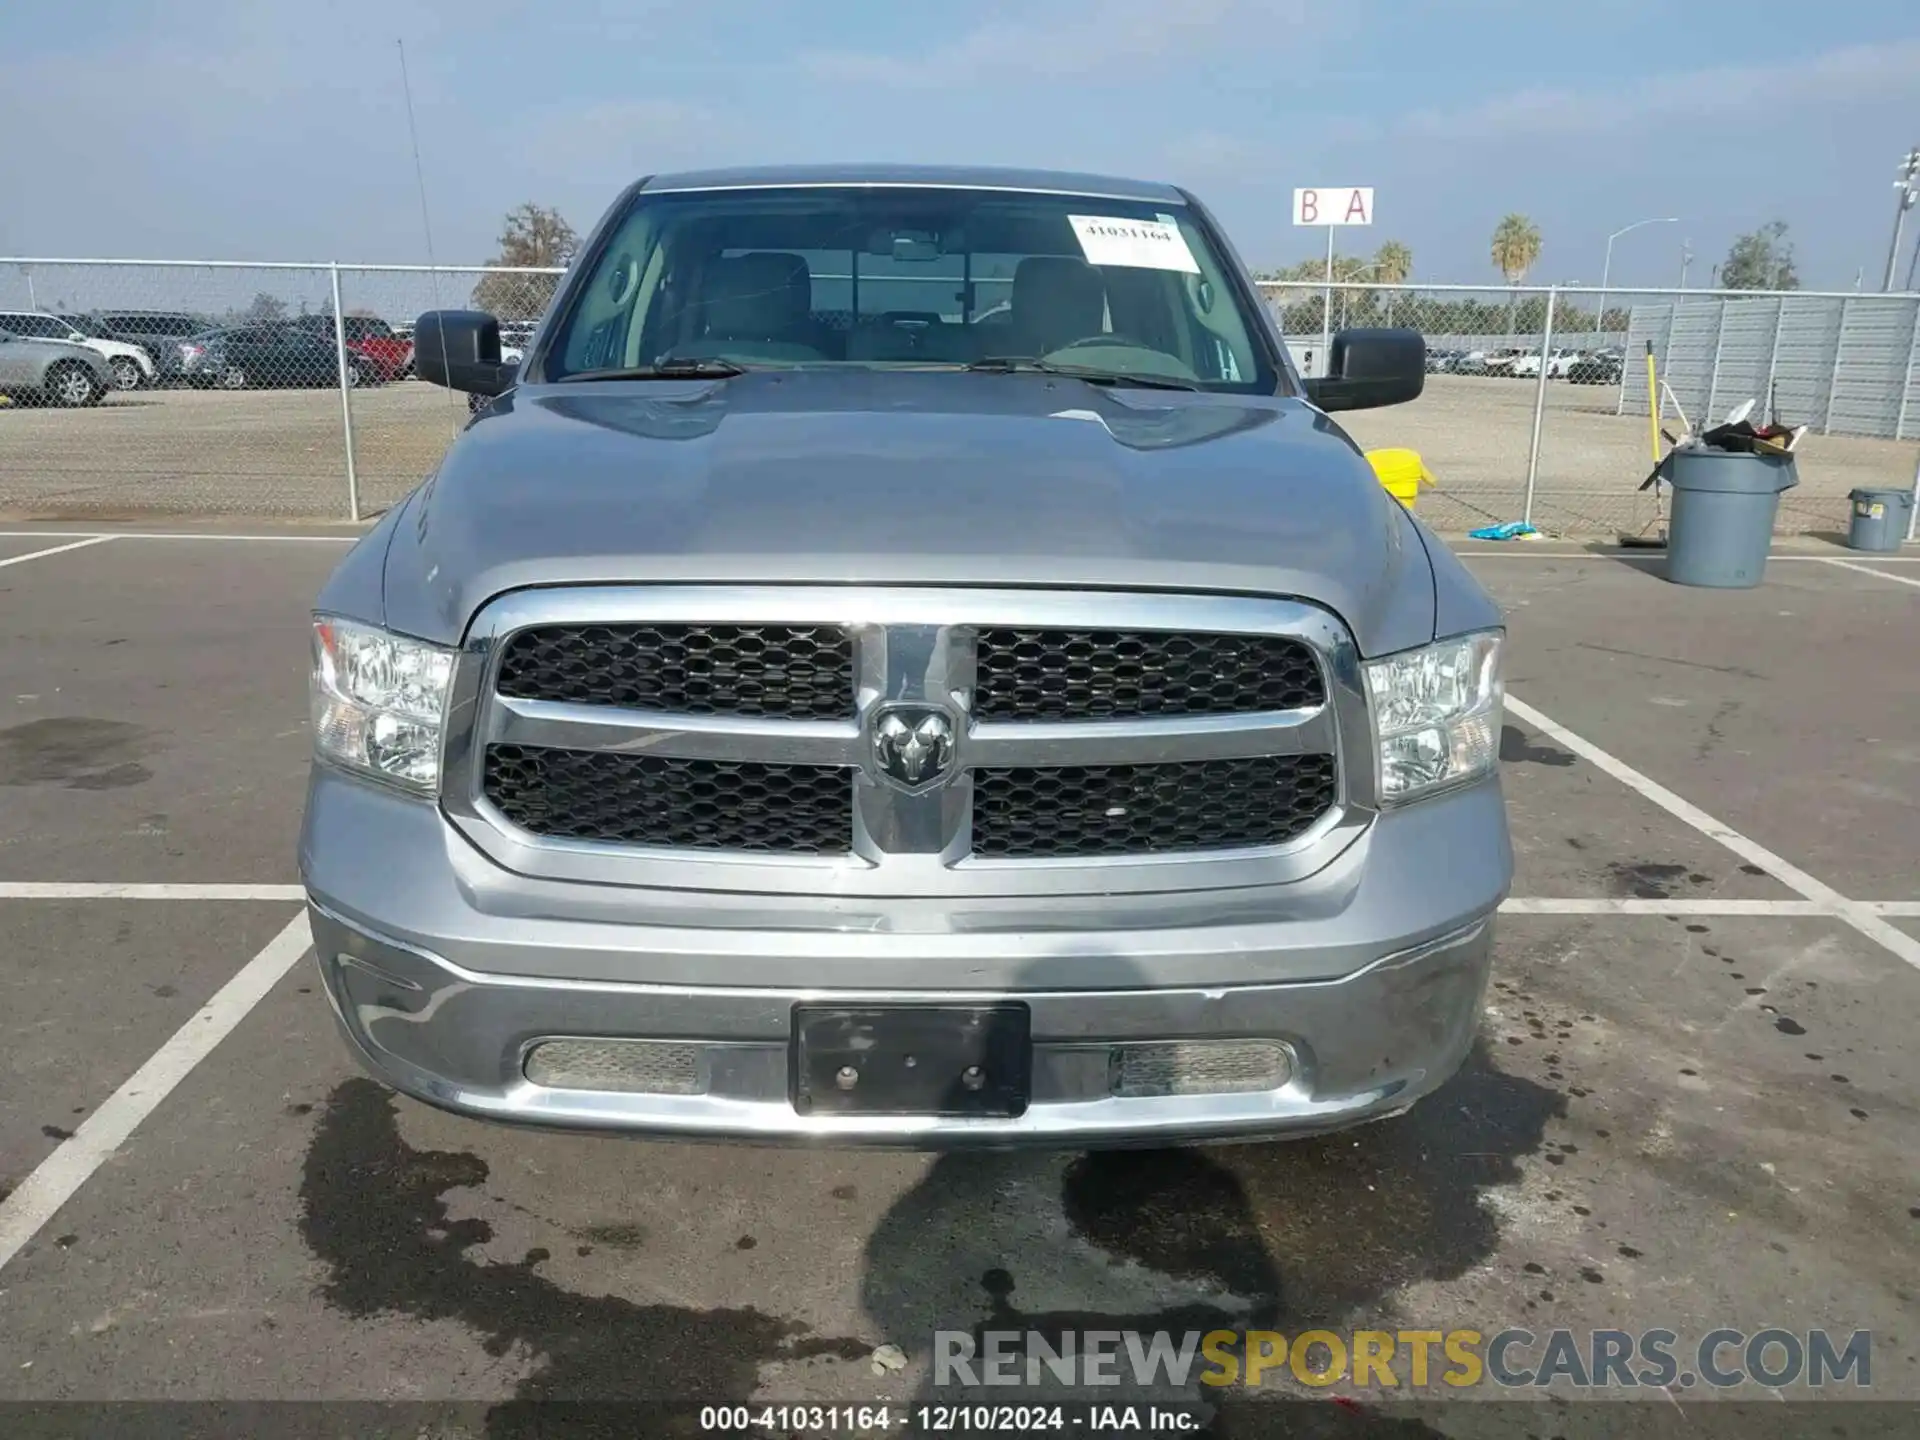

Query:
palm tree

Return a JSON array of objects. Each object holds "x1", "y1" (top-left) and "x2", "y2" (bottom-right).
[
  {"x1": 1374, "y1": 240, "x2": 1413, "y2": 324},
  {"x1": 1490, "y1": 214, "x2": 1542, "y2": 337}
]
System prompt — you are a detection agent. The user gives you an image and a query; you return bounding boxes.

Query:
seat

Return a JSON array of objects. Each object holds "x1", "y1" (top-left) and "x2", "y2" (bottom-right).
[
  {"x1": 1006, "y1": 256, "x2": 1108, "y2": 357},
  {"x1": 699, "y1": 252, "x2": 815, "y2": 346}
]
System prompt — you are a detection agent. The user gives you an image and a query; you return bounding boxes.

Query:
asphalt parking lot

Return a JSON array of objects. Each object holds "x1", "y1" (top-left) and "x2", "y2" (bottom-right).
[{"x1": 1, "y1": 525, "x2": 1917, "y2": 1436}]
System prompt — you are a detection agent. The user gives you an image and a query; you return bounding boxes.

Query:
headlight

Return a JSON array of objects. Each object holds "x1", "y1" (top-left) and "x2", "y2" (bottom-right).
[
  {"x1": 310, "y1": 616, "x2": 455, "y2": 794},
  {"x1": 1364, "y1": 630, "x2": 1504, "y2": 804}
]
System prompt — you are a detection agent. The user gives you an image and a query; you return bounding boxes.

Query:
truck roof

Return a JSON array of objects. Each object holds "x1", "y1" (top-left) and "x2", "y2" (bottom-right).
[{"x1": 639, "y1": 163, "x2": 1189, "y2": 204}]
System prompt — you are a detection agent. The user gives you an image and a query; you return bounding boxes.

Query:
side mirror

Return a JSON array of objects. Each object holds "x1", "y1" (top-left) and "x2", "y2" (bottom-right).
[
  {"x1": 1303, "y1": 327, "x2": 1425, "y2": 412},
  {"x1": 414, "y1": 309, "x2": 515, "y2": 397}
]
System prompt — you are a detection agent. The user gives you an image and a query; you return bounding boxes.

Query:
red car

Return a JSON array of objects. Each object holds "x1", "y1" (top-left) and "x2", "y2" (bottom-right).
[{"x1": 293, "y1": 314, "x2": 414, "y2": 381}]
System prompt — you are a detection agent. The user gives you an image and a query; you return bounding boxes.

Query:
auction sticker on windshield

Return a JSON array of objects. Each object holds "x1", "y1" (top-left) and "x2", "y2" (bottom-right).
[{"x1": 1069, "y1": 215, "x2": 1200, "y2": 272}]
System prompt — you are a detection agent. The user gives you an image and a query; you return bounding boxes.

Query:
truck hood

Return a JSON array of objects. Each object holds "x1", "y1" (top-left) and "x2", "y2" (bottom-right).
[{"x1": 381, "y1": 370, "x2": 1435, "y2": 655}]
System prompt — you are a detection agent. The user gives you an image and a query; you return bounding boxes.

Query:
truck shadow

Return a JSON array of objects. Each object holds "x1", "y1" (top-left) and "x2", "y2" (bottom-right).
[
  {"x1": 852, "y1": 947, "x2": 1563, "y2": 1429},
  {"x1": 294, "y1": 969, "x2": 1556, "y2": 1436}
]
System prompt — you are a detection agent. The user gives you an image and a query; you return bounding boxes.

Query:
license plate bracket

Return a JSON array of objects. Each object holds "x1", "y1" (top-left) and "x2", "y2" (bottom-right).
[{"x1": 792, "y1": 1004, "x2": 1031, "y2": 1118}]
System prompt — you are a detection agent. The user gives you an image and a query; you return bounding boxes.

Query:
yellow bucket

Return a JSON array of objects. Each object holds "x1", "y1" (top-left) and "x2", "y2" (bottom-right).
[{"x1": 1366, "y1": 448, "x2": 1433, "y2": 508}]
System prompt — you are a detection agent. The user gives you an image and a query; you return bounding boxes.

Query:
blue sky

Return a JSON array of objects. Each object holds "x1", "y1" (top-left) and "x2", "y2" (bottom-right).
[{"x1": 3, "y1": 0, "x2": 1917, "y2": 291}]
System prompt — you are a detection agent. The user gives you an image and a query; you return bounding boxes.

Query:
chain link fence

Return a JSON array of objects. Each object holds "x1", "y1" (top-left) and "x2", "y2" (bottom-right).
[{"x1": 2, "y1": 260, "x2": 1915, "y2": 539}]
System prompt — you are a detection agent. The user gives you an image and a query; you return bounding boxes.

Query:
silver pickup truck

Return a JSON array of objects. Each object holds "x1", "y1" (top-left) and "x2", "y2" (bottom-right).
[{"x1": 300, "y1": 164, "x2": 1510, "y2": 1147}]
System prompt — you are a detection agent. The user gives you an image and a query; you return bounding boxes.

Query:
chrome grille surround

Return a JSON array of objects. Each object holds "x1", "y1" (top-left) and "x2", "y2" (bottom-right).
[{"x1": 442, "y1": 587, "x2": 1378, "y2": 899}]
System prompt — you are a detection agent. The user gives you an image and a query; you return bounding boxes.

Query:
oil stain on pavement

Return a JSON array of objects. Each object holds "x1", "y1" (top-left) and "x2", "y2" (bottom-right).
[
  {"x1": 0, "y1": 717, "x2": 153, "y2": 790},
  {"x1": 302, "y1": 1046, "x2": 1554, "y2": 1430},
  {"x1": 856, "y1": 1042, "x2": 1556, "y2": 1424},
  {"x1": 299, "y1": 1078, "x2": 866, "y2": 1431}
]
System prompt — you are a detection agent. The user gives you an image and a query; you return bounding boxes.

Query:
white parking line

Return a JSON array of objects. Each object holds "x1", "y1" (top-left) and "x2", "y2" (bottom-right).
[
  {"x1": 1506, "y1": 694, "x2": 1920, "y2": 972},
  {"x1": 0, "y1": 530, "x2": 357, "y2": 544},
  {"x1": 1820, "y1": 557, "x2": 1920, "y2": 589},
  {"x1": 1461, "y1": 550, "x2": 1920, "y2": 562},
  {"x1": 0, "y1": 882, "x2": 307, "y2": 901},
  {"x1": 0, "y1": 911, "x2": 311, "y2": 1276},
  {"x1": 0, "y1": 535, "x2": 115, "y2": 569}
]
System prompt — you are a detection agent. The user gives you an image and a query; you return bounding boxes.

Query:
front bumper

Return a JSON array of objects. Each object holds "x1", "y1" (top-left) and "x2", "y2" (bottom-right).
[{"x1": 301, "y1": 769, "x2": 1509, "y2": 1147}]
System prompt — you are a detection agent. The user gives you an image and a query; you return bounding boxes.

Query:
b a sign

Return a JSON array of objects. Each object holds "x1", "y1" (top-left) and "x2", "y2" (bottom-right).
[{"x1": 1292, "y1": 187, "x2": 1374, "y2": 226}]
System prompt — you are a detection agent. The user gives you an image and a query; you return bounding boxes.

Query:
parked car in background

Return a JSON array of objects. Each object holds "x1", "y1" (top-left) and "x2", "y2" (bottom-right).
[
  {"x1": 0, "y1": 327, "x2": 114, "y2": 406},
  {"x1": 290, "y1": 314, "x2": 415, "y2": 381},
  {"x1": 1545, "y1": 349, "x2": 1587, "y2": 379},
  {"x1": 90, "y1": 311, "x2": 211, "y2": 384},
  {"x1": 1453, "y1": 350, "x2": 1490, "y2": 376},
  {"x1": 1567, "y1": 350, "x2": 1624, "y2": 386},
  {"x1": 179, "y1": 325, "x2": 372, "y2": 389},
  {"x1": 1513, "y1": 348, "x2": 1582, "y2": 380},
  {"x1": 1482, "y1": 350, "x2": 1525, "y2": 378},
  {"x1": 0, "y1": 311, "x2": 154, "y2": 391},
  {"x1": 496, "y1": 321, "x2": 538, "y2": 367},
  {"x1": 1425, "y1": 348, "x2": 1460, "y2": 374}
]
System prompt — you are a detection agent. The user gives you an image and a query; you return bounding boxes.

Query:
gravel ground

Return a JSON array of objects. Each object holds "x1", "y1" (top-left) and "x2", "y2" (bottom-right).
[{"x1": 1, "y1": 377, "x2": 1910, "y2": 535}]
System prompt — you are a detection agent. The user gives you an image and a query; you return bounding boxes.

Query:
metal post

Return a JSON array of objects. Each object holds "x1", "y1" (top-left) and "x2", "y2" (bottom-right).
[
  {"x1": 1703, "y1": 293, "x2": 1729, "y2": 423},
  {"x1": 1522, "y1": 287, "x2": 1556, "y2": 527},
  {"x1": 1883, "y1": 147, "x2": 1920, "y2": 292},
  {"x1": 1908, "y1": 448, "x2": 1920, "y2": 543},
  {"x1": 1319, "y1": 226, "x2": 1334, "y2": 375},
  {"x1": 1596, "y1": 240, "x2": 1613, "y2": 340},
  {"x1": 1763, "y1": 295, "x2": 1786, "y2": 424},
  {"x1": 1895, "y1": 297, "x2": 1920, "y2": 441},
  {"x1": 328, "y1": 262, "x2": 362, "y2": 523},
  {"x1": 1822, "y1": 297, "x2": 1850, "y2": 436}
]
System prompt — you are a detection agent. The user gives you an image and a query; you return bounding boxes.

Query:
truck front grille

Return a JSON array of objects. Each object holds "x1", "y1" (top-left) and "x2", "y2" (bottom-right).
[
  {"x1": 973, "y1": 629, "x2": 1323, "y2": 719},
  {"x1": 483, "y1": 745, "x2": 851, "y2": 854},
  {"x1": 457, "y1": 589, "x2": 1356, "y2": 893},
  {"x1": 496, "y1": 623, "x2": 854, "y2": 719},
  {"x1": 971, "y1": 755, "x2": 1339, "y2": 858}
]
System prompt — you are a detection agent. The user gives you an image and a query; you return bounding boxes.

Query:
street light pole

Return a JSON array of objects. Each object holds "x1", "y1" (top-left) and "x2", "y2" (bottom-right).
[
  {"x1": 1885, "y1": 147, "x2": 1920, "y2": 292},
  {"x1": 1679, "y1": 238, "x2": 1692, "y2": 290},
  {"x1": 1596, "y1": 216, "x2": 1679, "y2": 340}
]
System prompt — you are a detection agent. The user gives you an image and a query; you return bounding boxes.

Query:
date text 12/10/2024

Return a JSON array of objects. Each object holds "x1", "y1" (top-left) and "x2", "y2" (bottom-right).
[{"x1": 699, "y1": 1403, "x2": 1201, "y2": 1432}]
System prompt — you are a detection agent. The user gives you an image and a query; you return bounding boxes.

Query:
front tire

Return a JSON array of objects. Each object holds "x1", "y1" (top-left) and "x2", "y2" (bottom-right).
[
  {"x1": 109, "y1": 356, "x2": 144, "y2": 391},
  {"x1": 49, "y1": 362, "x2": 105, "y2": 408},
  {"x1": 221, "y1": 365, "x2": 250, "y2": 390}
]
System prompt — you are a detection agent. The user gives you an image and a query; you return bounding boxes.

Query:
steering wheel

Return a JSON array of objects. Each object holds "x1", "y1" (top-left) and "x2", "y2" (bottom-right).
[{"x1": 1046, "y1": 333, "x2": 1156, "y2": 355}]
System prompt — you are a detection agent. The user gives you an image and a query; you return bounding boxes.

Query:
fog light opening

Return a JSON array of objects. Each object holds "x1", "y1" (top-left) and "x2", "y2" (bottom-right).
[
  {"x1": 523, "y1": 1039, "x2": 704, "y2": 1095},
  {"x1": 1109, "y1": 1040, "x2": 1293, "y2": 1098}
]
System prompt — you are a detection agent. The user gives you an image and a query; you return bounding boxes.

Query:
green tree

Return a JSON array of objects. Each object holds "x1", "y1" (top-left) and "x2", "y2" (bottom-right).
[
  {"x1": 1490, "y1": 214, "x2": 1542, "y2": 335},
  {"x1": 1721, "y1": 222, "x2": 1798, "y2": 291},
  {"x1": 472, "y1": 202, "x2": 580, "y2": 319},
  {"x1": 1373, "y1": 240, "x2": 1413, "y2": 324},
  {"x1": 242, "y1": 291, "x2": 288, "y2": 325}
]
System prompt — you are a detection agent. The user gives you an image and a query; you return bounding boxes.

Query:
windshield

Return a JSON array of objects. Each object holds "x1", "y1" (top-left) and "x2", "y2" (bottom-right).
[{"x1": 541, "y1": 186, "x2": 1278, "y2": 392}]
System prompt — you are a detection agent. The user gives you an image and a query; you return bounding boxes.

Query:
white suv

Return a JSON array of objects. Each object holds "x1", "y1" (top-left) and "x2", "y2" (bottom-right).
[{"x1": 0, "y1": 312, "x2": 154, "y2": 390}]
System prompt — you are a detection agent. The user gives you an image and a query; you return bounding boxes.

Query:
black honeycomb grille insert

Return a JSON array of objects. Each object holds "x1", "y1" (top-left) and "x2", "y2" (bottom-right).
[
  {"x1": 483, "y1": 745, "x2": 851, "y2": 854},
  {"x1": 971, "y1": 754, "x2": 1337, "y2": 858},
  {"x1": 972, "y1": 629, "x2": 1324, "y2": 720},
  {"x1": 495, "y1": 624, "x2": 853, "y2": 719}
]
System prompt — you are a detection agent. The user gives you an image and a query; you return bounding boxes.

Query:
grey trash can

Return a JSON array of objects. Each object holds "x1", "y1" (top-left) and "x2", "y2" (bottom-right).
[
  {"x1": 1846, "y1": 487, "x2": 1913, "y2": 553},
  {"x1": 1661, "y1": 448, "x2": 1799, "y2": 588}
]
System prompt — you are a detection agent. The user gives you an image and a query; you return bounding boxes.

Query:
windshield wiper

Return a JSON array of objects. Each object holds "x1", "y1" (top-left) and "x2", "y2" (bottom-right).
[
  {"x1": 964, "y1": 357, "x2": 1200, "y2": 391},
  {"x1": 555, "y1": 358, "x2": 751, "y2": 382}
]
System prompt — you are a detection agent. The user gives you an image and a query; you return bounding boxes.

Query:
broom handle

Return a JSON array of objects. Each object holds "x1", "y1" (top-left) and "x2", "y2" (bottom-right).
[{"x1": 1646, "y1": 343, "x2": 1660, "y2": 463}]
